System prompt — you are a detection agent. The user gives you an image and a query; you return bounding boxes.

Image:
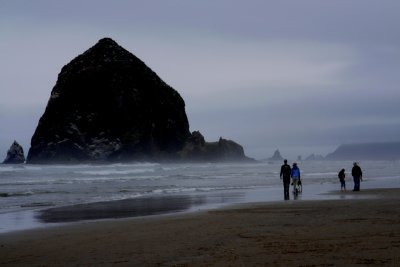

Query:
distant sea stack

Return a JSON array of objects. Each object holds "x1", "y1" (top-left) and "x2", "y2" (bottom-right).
[
  {"x1": 3, "y1": 141, "x2": 25, "y2": 164},
  {"x1": 325, "y1": 142, "x2": 400, "y2": 160},
  {"x1": 268, "y1": 149, "x2": 283, "y2": 161},
  {"x1": 27, "y1": 38, "x2": 251, "y2": 163}
]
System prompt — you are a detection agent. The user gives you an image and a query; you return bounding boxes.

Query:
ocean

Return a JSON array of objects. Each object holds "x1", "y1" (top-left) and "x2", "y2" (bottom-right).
[{"x1": 1, "y1": 160, "x2": 400, "y2": 233}]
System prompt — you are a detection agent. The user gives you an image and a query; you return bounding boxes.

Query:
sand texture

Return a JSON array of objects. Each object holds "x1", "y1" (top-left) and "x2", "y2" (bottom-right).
[{"x1": 1, "y1": 189, "x2": 400, "y2": 266}]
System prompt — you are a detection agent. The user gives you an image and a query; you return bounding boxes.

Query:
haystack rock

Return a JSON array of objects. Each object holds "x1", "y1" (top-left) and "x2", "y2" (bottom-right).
[
  {"x1": 3, "y1": 141, "x2": 25, "y2": 164},
  {"x1": 27, "y1": 38, "x2": 252, "y2": 163},
  {"x1": 27, "y1": 38, "x2": 190, "y2": 163}
]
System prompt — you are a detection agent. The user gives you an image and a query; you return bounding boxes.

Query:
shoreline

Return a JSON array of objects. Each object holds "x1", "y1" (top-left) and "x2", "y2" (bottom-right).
[
  {"x1": 0, "y1": 182, "x2": 392, "y2": 234},
  {"x1": 0, "y1": 182, "x2": 371, "y2": 234},
  {"x1": 1, "y1": 188, "x2": 400, "y2": 266}
]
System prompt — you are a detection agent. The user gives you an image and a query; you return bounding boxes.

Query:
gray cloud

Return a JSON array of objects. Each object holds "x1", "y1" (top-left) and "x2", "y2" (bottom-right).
[{"x1": 1, "y1": 0, "x2": 399, "y2": 160}]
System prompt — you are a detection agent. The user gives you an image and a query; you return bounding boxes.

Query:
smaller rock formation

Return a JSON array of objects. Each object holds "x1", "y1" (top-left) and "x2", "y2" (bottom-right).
[
  {"x1": 179, "y1": 131, "x2": 253, "y2": 162},
  {"x1": 3, "y1": 141, "x2": 25, "y2": 164},
  {"x1": 268, "y1": 149, "x2": 284, "y2": 161}
]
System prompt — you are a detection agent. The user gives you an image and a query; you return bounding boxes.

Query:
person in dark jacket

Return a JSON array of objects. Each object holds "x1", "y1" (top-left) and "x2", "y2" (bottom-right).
[
  {"x1": 280, "y1": 159, "x2": 291, "y2": 200},
  {"x1": 351, "y1": 162, "x2": 363, "y2": 191},
  {"x1": 338, "y1": 168, "x2": 346, "y2": 192}
]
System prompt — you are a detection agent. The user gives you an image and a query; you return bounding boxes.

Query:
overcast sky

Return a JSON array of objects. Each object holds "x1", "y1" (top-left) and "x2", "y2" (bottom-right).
[{"x1": 1, "y1": 0, "x2": 400, "y2": 160}]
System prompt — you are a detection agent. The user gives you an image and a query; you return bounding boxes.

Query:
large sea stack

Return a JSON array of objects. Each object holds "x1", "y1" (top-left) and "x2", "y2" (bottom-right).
[
  {"x1": 27, "y1": 38, "x2": 253, "y2": 163},
  {"x1": 27, "y1": 38, "x2": 190, "y2": 163}
]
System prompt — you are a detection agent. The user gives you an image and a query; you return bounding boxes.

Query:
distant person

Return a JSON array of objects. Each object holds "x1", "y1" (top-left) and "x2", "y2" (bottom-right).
[
  {"x1": 338, "y1": 168, "x2": 346, "y2": 192},
  {"x1": 291, "y1": 162, "x2": 301, "y2": 194},
  {"x1": 280, "y1": 159, "x2": 291, "y2": 200},
  {"x1": 352, "y1": 162, "x2": 363, "y2": 191}
]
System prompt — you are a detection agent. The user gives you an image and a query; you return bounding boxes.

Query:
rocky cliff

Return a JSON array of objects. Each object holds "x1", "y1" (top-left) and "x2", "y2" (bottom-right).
[
  {"x1": 3, "y1": 141, "x2": 25, "y2": 164},
  {"x1": 27, "y1": 38, "x2": 252, "y2": 163}
]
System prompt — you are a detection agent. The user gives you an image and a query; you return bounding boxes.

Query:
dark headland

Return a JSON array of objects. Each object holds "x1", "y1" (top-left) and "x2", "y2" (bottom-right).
[
  {"x1": 26, "y1": 38, "x2": 253, "y2": 164},
  {"x1": 325, "y1": 142, "x2": 400, "y2": 160}
]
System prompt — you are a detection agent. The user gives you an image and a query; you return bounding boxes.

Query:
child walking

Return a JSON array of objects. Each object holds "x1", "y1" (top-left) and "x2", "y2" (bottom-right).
[{"x1": 338, "y1": 169, "x2": 346, "y2": 192}]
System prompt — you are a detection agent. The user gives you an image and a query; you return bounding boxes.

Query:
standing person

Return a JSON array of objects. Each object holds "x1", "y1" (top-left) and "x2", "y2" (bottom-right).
[
  {"x1": 280, "y1": 159, "x2": 291, "y2": 200},
  {"x1": 338, "y1": 168, "x2": 346, "y2": 192},
  {"x1": 352, "y1": 162, "x2": 363, "y2": 191},
  {"x1": 291, "y1": 163, "x2": 301, "y2": 194}
]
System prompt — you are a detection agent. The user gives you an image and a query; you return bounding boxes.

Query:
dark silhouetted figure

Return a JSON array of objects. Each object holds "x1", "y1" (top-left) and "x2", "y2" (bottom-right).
[
  {"x1": 352, "y1": 162, "x2": 363, "y2": 191},
  {"x1": 280, "y1": 159, "x2": 291, "y2": 200},
  {"x1": 338, "y1": 168, "x2": 346, "y2": 192}
]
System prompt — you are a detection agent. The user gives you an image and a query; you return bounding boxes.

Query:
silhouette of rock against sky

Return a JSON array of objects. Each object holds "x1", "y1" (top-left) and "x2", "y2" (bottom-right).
[{"x1": 27, "y1": 38, "x2": 190, "y2": 163}]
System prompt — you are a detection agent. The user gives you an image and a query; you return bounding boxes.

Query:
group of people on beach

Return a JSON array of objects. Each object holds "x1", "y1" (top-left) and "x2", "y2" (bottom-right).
[
  {"x1": 279, "y1": 160, "x2": 363, "y2": 200},
  {"x1": 279, "y1": 159, "x2": 301, "y2": 200},
  {"x1": 337, "y1": 162, "x2": 363, "y2": 192}
]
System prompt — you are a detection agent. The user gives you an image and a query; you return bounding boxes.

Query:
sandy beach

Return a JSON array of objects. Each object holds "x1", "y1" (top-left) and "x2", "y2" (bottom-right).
[{"x1": 1, "y1": 188, "x2": 400, "y2": 266}]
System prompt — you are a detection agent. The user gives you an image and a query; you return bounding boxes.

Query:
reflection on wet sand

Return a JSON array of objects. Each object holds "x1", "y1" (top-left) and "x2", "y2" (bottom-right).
[{"x1": 37, "y1": 191, "x2": 246, "y2": 223}]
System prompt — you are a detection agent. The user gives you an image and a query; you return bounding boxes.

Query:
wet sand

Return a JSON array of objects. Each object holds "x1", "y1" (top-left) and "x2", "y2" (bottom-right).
[{"x1": 1, "y1": 188, "x2": 400, "y2": 266}]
